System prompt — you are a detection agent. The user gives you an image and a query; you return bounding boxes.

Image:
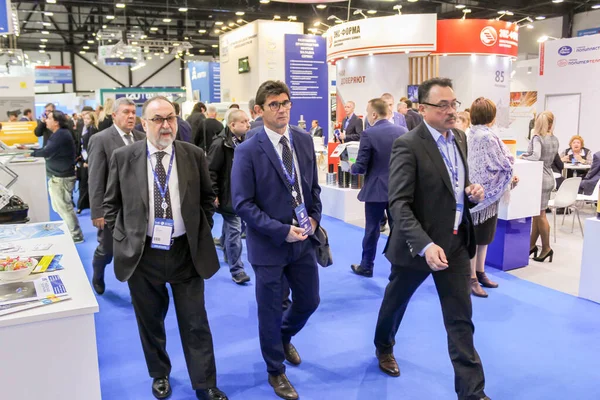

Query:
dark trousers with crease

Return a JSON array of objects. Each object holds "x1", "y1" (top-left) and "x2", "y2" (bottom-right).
[
  {"x1": 374, "y1": 226, "x2": 486, "y2": 400},
  {"x1": 252, "y1": 240, "x2": 320, "y2": 376},
  {"x1": 127, "y1": 235, "x2": 217, "y2": 390},
  {"x1": 92, "y1": 227, "x2": 113, "y2": 282},
  {"x1": 362, "y1": 202, "x2": 393, "y2": 270}
]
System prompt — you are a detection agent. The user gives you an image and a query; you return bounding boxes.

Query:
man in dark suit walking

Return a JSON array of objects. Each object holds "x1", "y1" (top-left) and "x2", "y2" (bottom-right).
[
  {"x1": 88, "y1": 98, "x2": 145, "y2": 295},
  {"x1": 231, "y1": 81, "x2": 321, "y2": 400},
  {"x1": 103, "y1": 96, "x2": 228, "y2": 400},
  {"x1": 341, "y1": 101, "x2": 363, "y2": 142},
  {"x1": 373, "y1": 78, "x2": 490, "y2": 400},
  {"x1": 346, "y1": 98, "x2": 407, "y2": 277}
]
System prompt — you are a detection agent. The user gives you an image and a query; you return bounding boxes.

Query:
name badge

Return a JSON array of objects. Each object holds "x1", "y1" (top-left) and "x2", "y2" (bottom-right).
[
  {"x1": 453, "y1": 204, "x2": 463, "y2": 235},
  {"x1": 151, "y1": 218, "x2": 174, "y2": 250},
  {"x1": 294, "y1": 203, "x2": 313, "y2": 236}
]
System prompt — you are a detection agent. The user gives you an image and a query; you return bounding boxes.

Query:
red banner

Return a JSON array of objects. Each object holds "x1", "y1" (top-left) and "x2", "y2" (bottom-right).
[{"x1": 434, "y1": 19, "x2": 519, "y2": 57}]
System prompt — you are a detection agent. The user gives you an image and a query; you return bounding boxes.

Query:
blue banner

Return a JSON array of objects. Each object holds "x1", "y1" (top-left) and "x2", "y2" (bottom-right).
[
  {"x1": 284, "y1": 34, "x2": 329, "y2": 140},
  {"x1": 0, "y1": 0, "x2": 11, "y2": 34},
  {"x1": 577, "y1": 28, "x2": 600, "y2": 37},
  {"x1": 188, "y1": 61, "x2": 221, "y2": 103},
  {"x1": 35, "y1": 66, "x2": 73, "y2": 84}
]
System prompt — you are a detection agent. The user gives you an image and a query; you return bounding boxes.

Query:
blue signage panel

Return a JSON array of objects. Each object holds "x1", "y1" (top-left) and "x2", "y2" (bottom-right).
[
  {"x1": 284, "y1": 34, "x2": 329, "y2": 140},
  {"x1": 577, "y1": 28, "x2": 600, "y2": 37},
  {"x1": 188, "y1": 61, "x2": 221, "y2": 103},
  {"x1": 35, "y1": 66, "x2": 73, "y2": 84},
  {"x1": 0, "y1": 0, "x2": 10, "y2": 34}
]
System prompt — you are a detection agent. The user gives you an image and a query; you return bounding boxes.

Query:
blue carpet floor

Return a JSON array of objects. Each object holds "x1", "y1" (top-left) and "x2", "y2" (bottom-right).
[{"x1": 59, "y1": 202, "x2": 600, "y2": 400}]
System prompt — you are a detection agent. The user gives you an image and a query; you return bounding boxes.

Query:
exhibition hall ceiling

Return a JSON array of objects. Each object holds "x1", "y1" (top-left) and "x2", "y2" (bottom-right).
[{"x1": 4, "y1": 0, "x2": 598, "y2": 53}]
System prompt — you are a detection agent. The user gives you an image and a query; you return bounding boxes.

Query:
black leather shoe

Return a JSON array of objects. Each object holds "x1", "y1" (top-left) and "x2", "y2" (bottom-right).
[
  {"x1": 92, "y1": 279, "x2": 105, "y2": 295},
  {"x1": 196, "y1": 387, "x2": 228, "y2": 400},
  {"x1": 351, "y1": 264, "x2": 373, "y2": 277},
  {"x1": 268, "y1": 373, "x2": 299, "y2": 400},
  {"x1": 232, "y1": 271, "x2": 251, "y2": 285},
  {"x1": 376, "y1": 350, "x2": 400, "y2": 377},
  {"x1": 283, "y1": 342, "x2": 301, "y2": 365},
  {"x1": 152, "y1": 377, "x2": 172, "y2": 399}
]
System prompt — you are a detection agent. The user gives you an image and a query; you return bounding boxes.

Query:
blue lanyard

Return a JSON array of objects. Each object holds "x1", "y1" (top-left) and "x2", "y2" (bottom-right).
[
  {"x1": 274, "y1": 131, "x2": 296, "y2": 186},
  {"x1": 147, "y1": 148, "x2": 175, "y2": 216},
  {"x1": 437, "y1": 135, "x2": 459, "y2": 196}
]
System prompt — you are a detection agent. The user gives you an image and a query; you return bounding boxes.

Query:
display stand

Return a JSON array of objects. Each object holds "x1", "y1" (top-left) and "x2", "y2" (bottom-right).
[
  {"x1": 0, "y1": 222, "x2": 101, "y2": 400},
  {"x1": 320, "y1": 184, "x2": 363, "y2": 222},
  {"x1": 487, "y1": 160, "x2": 543, "y2": 271},
  {"x1": 579, "y1": 218, "x2": 600, "y2": 304}
]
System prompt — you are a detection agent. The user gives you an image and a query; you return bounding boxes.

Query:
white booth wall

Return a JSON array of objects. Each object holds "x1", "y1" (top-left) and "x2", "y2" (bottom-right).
[{"x1": 219, "y1": 20, "x2": 303, "y2": 103}]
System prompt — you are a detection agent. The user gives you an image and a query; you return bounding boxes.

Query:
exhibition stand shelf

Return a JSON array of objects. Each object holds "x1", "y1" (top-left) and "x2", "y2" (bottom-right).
[
  {"x1": 487, "y1": 159, "x2": 543, "y2": 271},
  {"x1": 320, "y1": 185, "x2": 363, "y2": 223},
  {"x1": 0, "y1": 222, "x2": 100, "y2": 400},
  {"x1": 580, "y1": 218, "x2": 600, "y2": 304}
]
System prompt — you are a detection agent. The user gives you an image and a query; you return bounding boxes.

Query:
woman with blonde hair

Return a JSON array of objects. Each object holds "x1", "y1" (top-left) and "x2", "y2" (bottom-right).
[
  {"x1": 560, "y1": 135, "x2": 592, "y2": 166},
  {"x1": 467, "y1": 98, "x2": 517, "y2": 297},
  {"x1": 98, "y1": 97, "x2": 114, "y2": 131},
  {"x1": 457, "y1": 111, "x2": 471, "y2": 135},
  {"x1": 520, "y1": 111, "x2": 560, "y2": 263}
]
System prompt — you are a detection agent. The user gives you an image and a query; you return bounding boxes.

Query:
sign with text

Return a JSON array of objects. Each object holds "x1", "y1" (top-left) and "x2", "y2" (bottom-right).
[
  {"x1": 0, "y1": 0, "x2": 11, "y2": 34},
  {"x1": 114, "y1": 90, "x2": 185, "y2": 104},
  {"x1": 577, "y1": 28, "x2": 600, "y2": 37},
  {"x1": 188, "y1": 61, "x2": 221, "y2": 103},
  {"x1": 35, "y1": 66, "x2": 73, "y2": 84},
  {"x1": 325, "y1": 14, "x2": 437, "y2": 62},
  {"x1": 285, "y1": 34, "x2": 328, "y2": 136},
  {"x1": 435, "y1": 19, "x2": 519, "y2": 57}
]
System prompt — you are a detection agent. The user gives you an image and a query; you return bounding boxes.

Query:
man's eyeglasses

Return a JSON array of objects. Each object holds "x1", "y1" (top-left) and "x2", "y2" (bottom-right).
[
  {"x1": 264, "y1": 100, "x2": 292, "y2": 112},
  {"x1": 422, "y1": 100, "x2": 462, "y2": 112},
  {"x1": 146, "y1": 115, "x2": 177, "y2": 125}
]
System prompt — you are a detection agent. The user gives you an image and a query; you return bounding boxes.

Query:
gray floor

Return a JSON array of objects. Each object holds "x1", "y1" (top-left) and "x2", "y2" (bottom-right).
[{"x1": 346, "y1": 204, "x2": 592, "y2": 297}]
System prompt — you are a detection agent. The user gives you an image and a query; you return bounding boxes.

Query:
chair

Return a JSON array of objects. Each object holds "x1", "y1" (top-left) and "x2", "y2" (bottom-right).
[
  {"x1": 548, "y1": 177, "x2": 583, "y2": 242},
  {"x1": 576, "y1": 179, "x2": 600, "y2": 205}
]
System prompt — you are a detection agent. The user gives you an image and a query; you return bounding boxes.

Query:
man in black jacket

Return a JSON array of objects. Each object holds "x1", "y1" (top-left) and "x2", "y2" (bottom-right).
[
  {"x1": 195, "y1": 105, "x2": 223, "y2": 152},
  {"x1": 207, "y1": 109, "x2": 251, "y2": 284},
  {"x1": 186, "y1": 101, "x2": 206, "y2": 143},
  {"x1": 34, "y1": 103, "x2": 56, "y2": 147}
]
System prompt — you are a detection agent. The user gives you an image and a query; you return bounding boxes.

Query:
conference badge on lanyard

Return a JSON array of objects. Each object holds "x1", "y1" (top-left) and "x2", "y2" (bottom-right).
[
  {"x1": 438, "y1": 137, "x2": 462, "y2": 235},
  {"x1": 148, "y1": 149, "x2": 176, "y2": 250}
]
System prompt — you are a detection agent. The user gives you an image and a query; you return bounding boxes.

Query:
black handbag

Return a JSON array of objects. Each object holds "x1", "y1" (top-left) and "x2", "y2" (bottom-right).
[{"x1": 313, "y1": 225, "x2": 333, "y2": 268}]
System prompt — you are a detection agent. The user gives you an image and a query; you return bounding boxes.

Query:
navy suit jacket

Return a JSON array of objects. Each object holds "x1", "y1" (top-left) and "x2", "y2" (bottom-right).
[
  {"x1": 231, "y1": 126, "x2": 322, "y2": 265},
  {"x1": 581, "y1": 151, "x2": 600, "y2": 195},
  {"x1": 366, "y1": 112, "x2": 407, "y2": 130},
  {"x1": 342, "y1": 114, "x2": 363, "y2": 142},
  {"x1": 351, "y1": 120, "x2": 408, "y2": 202}
]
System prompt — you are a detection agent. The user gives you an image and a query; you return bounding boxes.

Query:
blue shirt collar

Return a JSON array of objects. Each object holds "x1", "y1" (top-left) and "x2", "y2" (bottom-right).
[{"x1": 424, "y1": 120, "x2": 454, "y2": 144}]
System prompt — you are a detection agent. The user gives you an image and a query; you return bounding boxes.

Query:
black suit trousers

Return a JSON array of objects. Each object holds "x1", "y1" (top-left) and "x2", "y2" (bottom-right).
[
  {"x1": 92, "y1": 227, "x2": 113, "y2": 279},
  {"x1": 127, "y1": 236, "x2": 217, "y2": 390},
  {"x1": 374, "y1": 227, "x2": 486, "y2": 400}
]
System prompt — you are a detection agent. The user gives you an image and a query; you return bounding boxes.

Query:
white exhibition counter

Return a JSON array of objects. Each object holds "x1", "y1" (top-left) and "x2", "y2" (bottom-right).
[
  {"x1": 320, "y1": 184, "x2": 363, "y2": 222},
  {"x1": 498, "y1": 159, "x2": 543, "y2": 220},
  {"x1": 0, "y1": 155, "x2": 50, "y2": 223},
  {"x1": 0, "y1": 222, "x2": 100, "y2": 400},
  {"x1": 580, "y1": 218, "x2": 600, "y2": 304}
]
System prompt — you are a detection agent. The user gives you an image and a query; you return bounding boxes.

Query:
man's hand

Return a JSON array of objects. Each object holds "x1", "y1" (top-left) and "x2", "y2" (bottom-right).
[
  {"x1": 339, "y1": 132, "x2": 346, "y2": 141},
  {"x1": 214, "y1": 197, "x2": 220, "y2": 208},
  {"x1": 424, "y1": 244, "x2": 449, "y2": 272},
  {"x1": 465, "y1": 183, "x2": 484, "y2": 203},
  {"x1": 286, "y1": 226, "x2": 308, "y2": 243},
  {"x1": 92, "y1": 217, "x2": 105, "y2": 229}
]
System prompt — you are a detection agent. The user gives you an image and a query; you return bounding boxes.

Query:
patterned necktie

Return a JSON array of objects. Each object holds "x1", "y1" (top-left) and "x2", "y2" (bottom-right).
[
  {"x1": 153, "y1": 151, "x2": 173, "y2": 219},
  {"x1": 279, "y1": 136, "x2": 302, "y2": 206},
  {"x1": 124, "y1": 133, "x2": 134, "y2": 145}
]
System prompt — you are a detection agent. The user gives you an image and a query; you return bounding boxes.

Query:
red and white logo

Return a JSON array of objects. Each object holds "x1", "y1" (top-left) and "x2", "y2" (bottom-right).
[
  {"x1": 328, "y1": 34, "x2": 333, "y2": 48},
  {"x1": 480, "y1": 26, "x2": 498, "y2": 47},
  {"x1": 557, "y1": 59, "x2": 568, "y2": 67}
]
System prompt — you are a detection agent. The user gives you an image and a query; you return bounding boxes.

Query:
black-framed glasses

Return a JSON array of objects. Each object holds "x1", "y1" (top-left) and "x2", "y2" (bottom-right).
[
  {"x1": 422, "y1": 100, "x2": 461, "y2": 112},
  {"x1": 264, "y1": 100, "x2": 292, "y2": 112},
  {"x1": 146, "y1": 115, "x2": 177, "y2": 125}
]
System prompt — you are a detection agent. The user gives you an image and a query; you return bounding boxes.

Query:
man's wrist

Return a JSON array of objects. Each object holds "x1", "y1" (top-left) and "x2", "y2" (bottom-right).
[{"x1": 418, "y1": 242, "x2": 433, "y2": 257}]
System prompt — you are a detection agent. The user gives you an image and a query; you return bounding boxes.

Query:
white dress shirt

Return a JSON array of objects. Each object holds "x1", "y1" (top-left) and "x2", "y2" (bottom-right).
[
  {"x1": 114, "y1": 124, "x2": 135, "y2": 145},
  {"x1": 146, "y1": 140, "x2": 186, "y2": 237},
  {"x1": 264, "y1": 125, "x2": 305, "y2": 204}
]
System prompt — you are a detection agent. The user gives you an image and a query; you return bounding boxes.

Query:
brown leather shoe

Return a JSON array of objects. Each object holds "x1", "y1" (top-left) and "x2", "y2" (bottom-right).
[
  {"x1": 476, "y1": 271, "x2": 498, "y2": 288},
  {"x1": 376, "y1": 350, "x2": 400, "y2": 377},
  {"x1": 283, "y1": 342, "x2": 301, "y2": 366},
  {"x1": 471, "y1": 278, "x2": 488, "y2": 298},
  {"x1": 268, "y1": 373, "x2": 299, "y2": 400}
]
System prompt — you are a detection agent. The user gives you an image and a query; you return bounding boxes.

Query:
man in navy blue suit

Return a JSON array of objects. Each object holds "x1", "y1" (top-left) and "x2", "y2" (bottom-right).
[
  {"x1": 341, "y1": 101, "x2": 363, "y2": 142},
  {"x1": 345, "y1": 99, "x2": 408, "y2": 277},
  {"x1": 231, "y1": 80, "x2": 322, "y2": 400}
]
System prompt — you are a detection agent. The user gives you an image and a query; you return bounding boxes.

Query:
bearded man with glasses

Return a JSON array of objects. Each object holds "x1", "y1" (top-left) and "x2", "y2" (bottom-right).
[
  {"x1": 373, "y1": 78, "x2": 491, "y2": 400},
  {"x1": 231, "y1": 80, "x2": 322, "y2": 400}
]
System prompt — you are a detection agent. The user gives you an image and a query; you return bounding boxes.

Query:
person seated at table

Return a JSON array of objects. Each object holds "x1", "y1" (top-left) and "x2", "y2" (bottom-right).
[
  {"x1": 580, "y1": 150, "x2": 600, "y2": 195},
  {"x1": 560, "y1": 135, "x2": 592, "y2": 165}
]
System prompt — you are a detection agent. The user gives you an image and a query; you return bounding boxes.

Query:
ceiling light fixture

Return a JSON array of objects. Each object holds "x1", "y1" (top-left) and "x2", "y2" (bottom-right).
[
  {"x1": 536, "y1": 16, "x2": 546, "y2": 20},
  {"x1": 79, "y1": 50, "x2": 86, "y2": 54},
  {"x1": 367, "y1": 10, "x2": 377, "y2": 14},
  {"x1": 102, "y1": 24, "x2": 107, "y2": 29},
  {"x1": 212, "y1": 44, "x2": 218, "y2": 48},
  {"x1": 273, "y1": 15, "x2": 281, "y2": 20},
  {"x1": 592, "y1": 4, "x2": 600, "y2": 9},
  {"x1": 87, "y1": 39, "x2": 94, "y2": 43},
  {"x1": 407, "y1": 0, "x2": 418, "y2": 2},
  {"x1": 235, "y1": 11, "x2": 245, "y2": 16},
  {"x1": 455, "y1": 4, "x2": 466, "y2": 9},
  {"x1": 106, "y1": 15, "x2": 115, "y2": 20},
  {"x1": 198, "y1": 29, "x2": 207, "y2": 33},
  {"x1": 40, "y1": 38, "x2": 48, "y2": 42},
  {"x1": 214, "y1": 29, "x2": 220, "y2": 34},
  {"x1": 199, "y1": 49, "x2": 206, "y2": 53},
  {"x1": 179, "y1": 7, "x2": 188, "y2": 12},
  {"x1": 288, "y1": 15, "x2": 297, "y2": 21},
  {"x1": 260, "y1": 0, "x2": 270, "y2": 3},
  {"x1": 353, "y1": 9, "x2": 368, "y2": 19},
  {"x1": 552, "y1": 0, "x2": 564, "y2": 3},
  {"x1": 316, "y1": 4, "x2": 327, "y2": 9},
  {"x1": 327, "y1": 15, "x2": 344, "y2": 23},
  {"x1": 462, "y1": 9, "x2": 472, "y2": 20},
  {"x1": 83, "y1": 45, "x2": 90, "y2": 49},
  {"x1": 150, "y1": 27, "x2": 158, "y2": 31},
  {"x1": 163, "y1": 18, "x2": 172, "y2": 22},
  {"x1": 393, "y1": 5, "x2": 402, "y2": 14},
  {"x1": 39, "y1": 44, "x2": 46, "y2": 48},
  {"x1": 116, "y1": 3, "x2": 125, "y2": 8},
  {"x1": 39, "y1": 50, "x2": 46, "y2": 53},
  {"x1": 41, "y1": 30, "x2": 49, "y2": 34},
  {"x1": 46, "y1": 0, "x2": 56, "y2": 3}
]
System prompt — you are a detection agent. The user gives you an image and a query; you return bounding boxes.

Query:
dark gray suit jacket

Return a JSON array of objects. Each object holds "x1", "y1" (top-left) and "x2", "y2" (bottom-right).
[
  {"x1": 384, "y1": 123, "x2": 476, "y2": 271},
  {"x1": 103, "y1": 140, "x2": 219, "y2": 282},
  {"x1": 88, "y1": 125, "x2": 145, "y2": 220}
]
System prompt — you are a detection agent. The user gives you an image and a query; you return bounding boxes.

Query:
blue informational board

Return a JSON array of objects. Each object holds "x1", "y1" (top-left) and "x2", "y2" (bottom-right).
[
  {"x1": 0, "y1": 0, "x2": 11, "y2": 34},
  {"x1": 35, "y1": 66, "x2": 73, "y2": 84},
  {"x1": 284, "y1": 34, "x2": 329, "y2": 138},
  {"x1": 577, "y1": 28, "x2": 600, "y2": 37},
  {"x1": 188, "y1": 61, "x2": 221, "y2": 103}
]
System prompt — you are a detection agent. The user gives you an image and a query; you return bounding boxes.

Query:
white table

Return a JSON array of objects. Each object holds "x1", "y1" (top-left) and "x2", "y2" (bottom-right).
[
  {"x1": 320, "y1": 184, "x2": 363, "y2": 222},
  {"x1": 0, "y1": 222, "x2": 101, "y2": 400},
  {"x1": 563, "y1": 163, "x2": 591, "y2": 178},
  {"x1": 580, "y1": 218, "x2": 600, "y2": 304},
  {"x1": 0, "y1": 155, "x2": 50, "y2": 223}
]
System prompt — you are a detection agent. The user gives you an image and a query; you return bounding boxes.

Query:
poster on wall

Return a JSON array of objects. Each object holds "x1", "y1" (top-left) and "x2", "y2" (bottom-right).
[
  {"x1": 509, "y1": 91, "x2": 537, "y2": 145},
  {"x1": 188, "y1": 61, "x2": 221, "y2": 103},
  {"x1": 0, "y1": 0, "x2": 12, "y2": 34},
  {"x1": 470, "y1": 55, "x2": 512, "y2": 129},
  {"x1": 284, "y1": 34, "x2": 328, "y2": 137}
]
